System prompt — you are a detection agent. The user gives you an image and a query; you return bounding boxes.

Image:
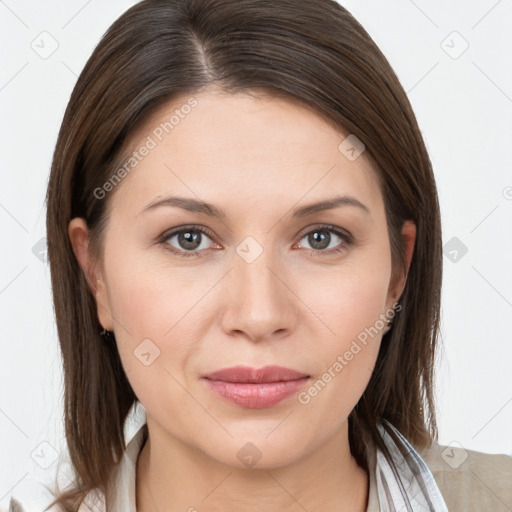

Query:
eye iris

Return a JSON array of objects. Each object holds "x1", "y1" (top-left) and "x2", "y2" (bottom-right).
[
  {"x1": 308, "y1": 230, "x2": 330, "y2": 250},
  {"x1": 178, "y1": 230, "x2": 201, "y2": 250}
]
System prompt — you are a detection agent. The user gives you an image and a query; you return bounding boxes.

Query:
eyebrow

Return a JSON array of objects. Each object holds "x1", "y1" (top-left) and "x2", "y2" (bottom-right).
[{"x1": 138, "y1": 194, "x2": 370, "y2": 218}]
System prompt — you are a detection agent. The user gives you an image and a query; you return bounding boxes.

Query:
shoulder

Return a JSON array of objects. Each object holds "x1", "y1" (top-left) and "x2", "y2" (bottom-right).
[{"x1": 418, "y1": 439, "x2": 512, "y2": 511}]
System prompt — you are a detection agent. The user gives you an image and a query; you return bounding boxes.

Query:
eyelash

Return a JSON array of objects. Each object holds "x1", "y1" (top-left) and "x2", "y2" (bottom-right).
[{"x1": 157, "y1": 224, "x2": 354, "y2": 259}]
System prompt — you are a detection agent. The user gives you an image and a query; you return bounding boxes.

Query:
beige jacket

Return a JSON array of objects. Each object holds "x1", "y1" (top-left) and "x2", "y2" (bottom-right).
[{"x1": 417, "y1": 440, "x2": 512, "y2": 511}]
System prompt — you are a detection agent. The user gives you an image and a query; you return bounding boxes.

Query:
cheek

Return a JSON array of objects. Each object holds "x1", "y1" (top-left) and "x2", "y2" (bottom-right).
[
  {"x1": 297, "y1": 252, "x2": 391, "y2": 396},
  {"x1": 302, "y1": 252, "x2": 391, "y2": 341},
  {"x1": 100, "y1": 247, "x2": 171, "y2": 354},
  {"x1": 103, "y1": 258, "x2": 201, "y2": 411},
  {"x1": 104, "y1": 242, "x2": 204, "y2": 334},
  {"x1": 296, "y1": 273, "x2": 387, "y2": 421}
]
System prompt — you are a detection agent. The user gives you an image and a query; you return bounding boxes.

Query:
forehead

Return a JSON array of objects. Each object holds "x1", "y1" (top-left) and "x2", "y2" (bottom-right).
[{"x1": 107, "y1": 90, "x2": 383, "y2": 217}]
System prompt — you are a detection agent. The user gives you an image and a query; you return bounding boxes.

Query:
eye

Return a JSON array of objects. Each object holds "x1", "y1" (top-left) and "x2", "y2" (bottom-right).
[
  {"x1": 296, "y1": 225, "x2": 353, "y2": 255},
  {"x1": 158, "y1": 224, "x2": 353, "y2": 258},
  {"x1": 160, "y1": 226, "x2": 218, "y2": 258}
]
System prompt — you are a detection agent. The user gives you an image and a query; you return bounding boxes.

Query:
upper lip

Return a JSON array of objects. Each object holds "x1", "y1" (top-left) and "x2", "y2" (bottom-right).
[{"x1": 202, "y1": 365, "x2": 309, "y2": 383}]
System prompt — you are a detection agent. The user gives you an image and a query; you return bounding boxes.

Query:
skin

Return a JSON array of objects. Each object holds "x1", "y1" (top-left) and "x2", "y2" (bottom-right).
[{"x1": 69, "y1": 88, "x2": 415, "y2": 512}]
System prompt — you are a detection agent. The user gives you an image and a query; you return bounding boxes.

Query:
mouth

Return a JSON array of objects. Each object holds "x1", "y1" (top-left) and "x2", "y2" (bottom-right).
[
  {"x1": 201, "y1": 365, "x2": 310, "y2": 408},
  {"x1": 201, "y1": 364, "x2": 310, "y2": 383}
]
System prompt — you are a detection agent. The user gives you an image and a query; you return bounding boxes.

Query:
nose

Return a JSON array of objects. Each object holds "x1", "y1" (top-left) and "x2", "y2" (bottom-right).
[{"x1": 219, "y1": 241, "x2": 299, "y2": 343}]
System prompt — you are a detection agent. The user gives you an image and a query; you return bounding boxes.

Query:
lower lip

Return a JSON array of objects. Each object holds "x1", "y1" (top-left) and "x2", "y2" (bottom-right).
[{"x1": 202, "y1": 377, "x2": 310, "y2": 408}]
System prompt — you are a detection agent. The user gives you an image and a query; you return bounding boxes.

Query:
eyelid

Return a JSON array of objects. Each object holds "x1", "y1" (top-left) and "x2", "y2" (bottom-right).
[
  {"x1": 295, "y1": 223, "x2": 353, "y2": 243},
  {"x1": 159, "y1": 224, "x2": 218, "y2": 242}
]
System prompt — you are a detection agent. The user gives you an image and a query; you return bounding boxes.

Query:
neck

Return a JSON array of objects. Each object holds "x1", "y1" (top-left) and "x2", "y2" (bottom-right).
[{"x1": 135, "y1": 419, "x2": 369, "y2": 512}]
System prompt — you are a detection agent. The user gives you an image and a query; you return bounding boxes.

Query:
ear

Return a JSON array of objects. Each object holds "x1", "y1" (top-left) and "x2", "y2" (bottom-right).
[
  {"x1": 386, "y1": 220, "x2": 416, "y2": 307},
  {"x1": 68, "y1": 217, "x2": 115, "y2": 331}
]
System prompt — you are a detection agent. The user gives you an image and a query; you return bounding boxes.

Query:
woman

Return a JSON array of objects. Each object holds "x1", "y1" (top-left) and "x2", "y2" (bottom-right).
[{"x1": 5, "y1": 0, "x2": 511, "y2": 510}]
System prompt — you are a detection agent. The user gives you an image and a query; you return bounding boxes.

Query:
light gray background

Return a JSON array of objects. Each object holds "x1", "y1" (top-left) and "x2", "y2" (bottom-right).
[{"x1": 1, "y1": 0, "x2": 511, "y2": 508}]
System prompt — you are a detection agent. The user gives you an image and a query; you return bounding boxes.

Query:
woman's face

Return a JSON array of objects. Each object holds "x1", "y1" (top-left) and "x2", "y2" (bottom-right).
[{"x1": 70, "y1": 89, "x2": 414, "y2": 469}]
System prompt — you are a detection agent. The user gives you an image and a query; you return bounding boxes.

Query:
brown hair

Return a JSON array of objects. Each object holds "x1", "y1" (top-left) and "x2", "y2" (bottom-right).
[{"x1": 44, "y1": 0, "x2": 442, "y2": 509}]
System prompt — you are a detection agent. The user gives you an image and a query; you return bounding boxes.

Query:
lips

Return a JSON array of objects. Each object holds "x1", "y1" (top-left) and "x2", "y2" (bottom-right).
[
  {"x1": 201, "y1": 365, "x2": 310, "y2": 408},
  {"x1": 202, "y1": 365, "x2": 309, "y2": 383}
]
